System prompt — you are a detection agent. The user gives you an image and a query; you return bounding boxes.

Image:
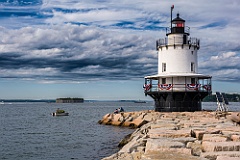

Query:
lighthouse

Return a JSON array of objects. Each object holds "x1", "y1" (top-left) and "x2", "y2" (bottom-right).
[{"x1": 144, "y1": 6, "x2": 212, "y2": 112}]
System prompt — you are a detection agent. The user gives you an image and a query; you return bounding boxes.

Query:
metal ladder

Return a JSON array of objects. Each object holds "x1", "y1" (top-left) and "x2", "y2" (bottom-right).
[{"x1": 215, "y1": 92, "x2": 229, "y2": 118}]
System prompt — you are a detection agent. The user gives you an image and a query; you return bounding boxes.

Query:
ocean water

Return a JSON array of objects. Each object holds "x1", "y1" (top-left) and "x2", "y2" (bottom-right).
[{"x1": 0, "y1": 101, "x2": 239, "y2": 160}]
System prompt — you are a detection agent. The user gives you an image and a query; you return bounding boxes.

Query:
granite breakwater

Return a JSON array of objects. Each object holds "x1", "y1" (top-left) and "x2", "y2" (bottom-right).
[{"x1": 98, "y1": 110, "x2": 240, "y2": 160}]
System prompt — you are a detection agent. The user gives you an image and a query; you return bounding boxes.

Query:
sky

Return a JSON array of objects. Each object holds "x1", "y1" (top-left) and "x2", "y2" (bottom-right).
[{"x1": 0, "y1": 0, "x2": 239, "y2": 100}]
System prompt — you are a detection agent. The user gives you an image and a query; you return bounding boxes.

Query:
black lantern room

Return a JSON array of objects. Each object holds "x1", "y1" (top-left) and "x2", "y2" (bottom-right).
[{"x1": 169, "y1": 13, "x2": 189, "y2": 36}]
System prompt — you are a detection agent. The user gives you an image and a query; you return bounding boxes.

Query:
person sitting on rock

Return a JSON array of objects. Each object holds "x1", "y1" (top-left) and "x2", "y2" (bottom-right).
[
  {"x1": 114, "y1": 109, "x2": 119, "y2": 114},
  {"x1": 119, "y1": 107, "x2": 124, "y2": 112}
]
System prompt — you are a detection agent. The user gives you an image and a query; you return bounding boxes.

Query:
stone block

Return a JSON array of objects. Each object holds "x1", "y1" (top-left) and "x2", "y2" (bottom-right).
[
  {"x1": 119, "y1": 135, "x2": 146, "y2": 153},
  {"x1": 202, "y1": 134, "x2": 229, "y2": 142},
  {"x1": 145, "y1": 138, "x2": 185, "y2": 154},
  {"x1": 102, "y1": 151, "x2": 143, "y2": 160},
  {"x1": 129, "y1": 117, "x2": 149, "y2": 128},
  {"x1": 186, "y1": 141, "x2": 202, "y2": 156},
  {"x1": 178, "y1": 121, "x2": 207, "y2": 129},
  {"x1": 172, "y1": 137, "x2": 196, "y2": 145},
  {"x1": 113, "y1": 113, "x2": 123, "y2": 121},
  {"x1": 142, "y1": 113, "x2": 156, "y2": 122},
  {"x1": 103, "y1": 113, "x2": 110, "y2": 119},
  {"x1": 99, "y1": 111, "x2": 240, "y2": 160},
  {"x1": 121, "y1": 121, "x2": 132, "y2": 127},
  {"x1": 217, "y1": 156, "x2": 240, "y2": 160},
  {"x1": 201, "y1": 151, "x2": 240, "y2": 160},
  {"x1": 202, "y1": 141, "x2": 240, "y2": 152},
  {"x1": 150, "y1": 122, "x2": 178, "y2": 129},
  {"x1": 222, "y1": 126, "x2": 240, "y2": 132},
  {"x1": 98, "y1": 113, "x2": 111, "y2": 124},
  {"x1": 191, "y1": 129, "x2": 222, "y2": 140},
  {"x1": 231, "y1": 135, "x2": 240, "y2": 142},
  {"x1": 143, "y1": 150, "x2": 202, "y2": 160},
  {"x1": 148, "y1": 128, "x2": 191, "y2": 138},
  {"x1": 144, "y1": 138, "x2": 195, "y2": 155},
  {"x1": 111, "y1": 120, "x2": 122, "y2": 126}
]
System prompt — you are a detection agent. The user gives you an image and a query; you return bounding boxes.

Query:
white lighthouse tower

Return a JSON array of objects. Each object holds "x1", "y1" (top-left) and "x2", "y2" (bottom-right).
[{"x1": 144, "y1": 6, "x2": 212, "y2": 112}]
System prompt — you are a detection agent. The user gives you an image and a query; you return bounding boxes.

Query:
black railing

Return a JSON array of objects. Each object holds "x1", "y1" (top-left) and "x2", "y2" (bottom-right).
[
  {"x1": 156, "y1": 37, "x2": 200, "y2": 47},
  {"x1": 144, "y1": 83, "x2": 211, "y2": 93},
  {"x1": 156, "y1": 37, "x2": 200, "y2": 49}
]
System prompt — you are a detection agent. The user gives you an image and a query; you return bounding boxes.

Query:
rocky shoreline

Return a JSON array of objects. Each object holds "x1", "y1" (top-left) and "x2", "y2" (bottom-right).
[{"x1": 98, "y1": 110, "x2": 240, "y2": 160}]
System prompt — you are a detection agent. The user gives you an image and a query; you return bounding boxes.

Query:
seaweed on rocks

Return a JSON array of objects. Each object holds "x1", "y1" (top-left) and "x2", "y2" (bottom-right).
[{"x1": 118, "y1": 133, "x2": 133, "y2": 148}]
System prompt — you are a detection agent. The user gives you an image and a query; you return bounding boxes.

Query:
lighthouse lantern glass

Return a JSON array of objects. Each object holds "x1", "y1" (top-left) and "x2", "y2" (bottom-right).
[{"x1": 174, "y1": 21, "x2": 184, "y2": 27}]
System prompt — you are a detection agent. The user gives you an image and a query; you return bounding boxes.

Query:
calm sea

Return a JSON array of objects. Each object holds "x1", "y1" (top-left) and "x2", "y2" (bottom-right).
[{"x1": 1, "y1": 101, "x2": 239, "y2": 160}]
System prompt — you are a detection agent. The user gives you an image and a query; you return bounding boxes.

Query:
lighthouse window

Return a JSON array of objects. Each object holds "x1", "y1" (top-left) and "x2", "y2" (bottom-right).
[
  {"x1": 191, "y1": 62, "x2": 195, "y2": 72},
  {"x1": 176, "y1": 23, "x2": 184, "y2": 27},
  {"x1": 191, "y1": 78, "x2": 195, "y2": 84},
  {"x1": 162, "y1": 63, "x2": 166, "y2": 72},
  {"x1": 162, "y1": 78, "x2": 166, "y2": 84}
]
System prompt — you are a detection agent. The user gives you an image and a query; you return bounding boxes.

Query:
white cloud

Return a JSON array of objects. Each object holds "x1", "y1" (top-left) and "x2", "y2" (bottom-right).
[
  {"x1": 199, "y1": 51, "x2": 240, "y2": 81},
  {"x1": 0, "y1": 0, "x2": 239, "y2": 84},
  {"x1": 0, "y1": 23, "x2": 157, "y2": 82},
  {"x1": 211, "y1": 52, "x2": 237, "y2": 60}
]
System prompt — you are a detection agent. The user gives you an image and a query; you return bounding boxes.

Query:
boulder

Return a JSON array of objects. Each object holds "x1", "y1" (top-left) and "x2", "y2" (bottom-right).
[
  {"x1": 111, "y1": 114, "x2": 124, "y2": 126},
  {"x1": 186, "y1": 141, "x2": 202, "y2": 156},
  {"x1": 118, "y1": 133, "x2": 132, "y2": 148},
  {"x1": 230, "y1": 112, "x2": 240, "y2": 125},
  {"x1": 98, "y1": 113, "x2": 111, "y2": 124},
  {"x1": 231, "y1": 135, "x2": 240, "y2": 142},
  {"x1": 119, "y1": 135, "x2": 147, "y2": 153},
  {"x1": 129, "y1": 115, "x2": 149, "y2": 128}
]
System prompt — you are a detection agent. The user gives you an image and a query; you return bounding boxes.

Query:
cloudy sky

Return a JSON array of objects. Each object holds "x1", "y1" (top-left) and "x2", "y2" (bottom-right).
[{"x1": 0, "y1": 0, "x2": 239, "y2": 100}]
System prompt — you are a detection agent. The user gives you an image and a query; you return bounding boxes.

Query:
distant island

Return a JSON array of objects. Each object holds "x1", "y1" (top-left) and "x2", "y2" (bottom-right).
[
  {"x1": 203, "y1": 93, "x2": 240, "y2": 102},
  {"x1": 56, "y1": 98, "x2": 84, "y2": 103}
]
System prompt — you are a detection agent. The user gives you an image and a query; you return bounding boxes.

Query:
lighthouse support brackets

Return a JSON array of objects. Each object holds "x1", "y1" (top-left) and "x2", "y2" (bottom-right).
[{"x1": 149, "y1": 92, "x2": 207, "y2": 112}]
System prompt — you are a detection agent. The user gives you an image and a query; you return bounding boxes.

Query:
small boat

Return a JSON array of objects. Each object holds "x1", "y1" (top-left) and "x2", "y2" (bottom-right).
[{"x1": 52, "y1": 109, "x2": 69, "y2": 116}]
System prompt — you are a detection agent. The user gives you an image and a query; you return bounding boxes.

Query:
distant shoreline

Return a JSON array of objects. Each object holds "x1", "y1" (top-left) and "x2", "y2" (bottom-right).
[
  {"x1": 1, "y1": 93, "x2": 240, "y2": 103},
  {"x1": 0, "y1": 99, "x2": 56, "y2": 103},
  {"x1": 0, "y1": 99, "x2": 152, "y2": 103}
]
